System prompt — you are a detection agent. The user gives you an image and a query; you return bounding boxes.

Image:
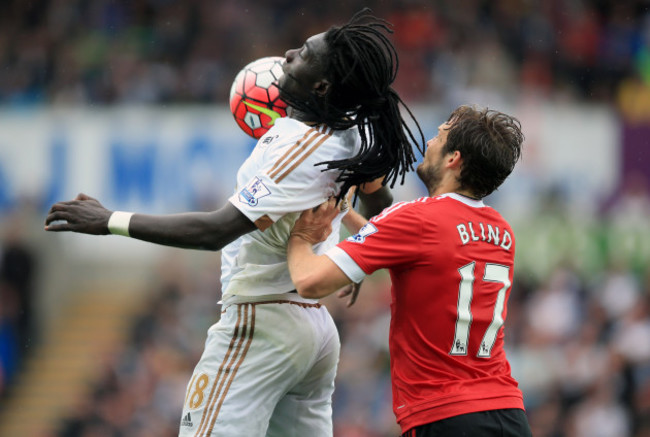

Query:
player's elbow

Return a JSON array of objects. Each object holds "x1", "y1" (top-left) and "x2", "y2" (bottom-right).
[
  {"x1": 293, "y1": 275, "x2": 331, "y2": 299},
  {"x1": 295, "y1": 286, "x2": 318, "y2": 299},
  {"x1": 194, "y1": 234, "x2": 232, "y2": 252},
  {"x1": 359, "y1": 186, "x2": 393, "y2": 218},
  {"x1": 200, "y1": 242, "x2": 223, "y2": 252},
  {"x1": 289, "y1": 252, "x2": 345, "y2": 299}
]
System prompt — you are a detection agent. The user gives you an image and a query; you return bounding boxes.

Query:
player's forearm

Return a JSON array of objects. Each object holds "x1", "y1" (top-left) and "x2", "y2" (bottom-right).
[
  {"x1": 287, "y1": 236, "x2": 351, "y2": 298},
  {"x1": 45, "y1": 194, "x2": 256, "y2": 249},
  {"x1": 127, "y1": 212, "x2": 235, "y2": 250},
  {"x1": 117, "y1": 204, "x2": 256, "y2": 251},
  {"x1": 342, "y1": 208, "x2": 368, "y2": 235}
]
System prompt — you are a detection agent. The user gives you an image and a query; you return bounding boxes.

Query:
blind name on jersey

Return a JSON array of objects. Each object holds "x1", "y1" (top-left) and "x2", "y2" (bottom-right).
[{"x1": 456, "y1": 221, "x2": 513, "y2": 251}]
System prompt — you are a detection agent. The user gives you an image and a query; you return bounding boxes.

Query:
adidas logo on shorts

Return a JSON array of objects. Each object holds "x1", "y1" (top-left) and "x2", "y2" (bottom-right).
[{"x1": 181, "y1": 412, "x2": 193, "y2": 427}]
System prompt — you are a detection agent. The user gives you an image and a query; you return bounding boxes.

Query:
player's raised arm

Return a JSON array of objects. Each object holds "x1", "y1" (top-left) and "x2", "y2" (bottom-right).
[{"x1": 44, "y1": 193, "x2": 256, "y2": 251}]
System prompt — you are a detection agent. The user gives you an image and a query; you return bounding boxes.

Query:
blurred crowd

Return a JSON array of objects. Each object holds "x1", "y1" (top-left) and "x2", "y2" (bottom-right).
[
  {"x1": 1, "y1": 0, "x2": 650, "y2": 110},
  {"x1": 2, "y1": 210, "x2": 649, "y2": 437},
  {"x1": 0, "y1": 212, "x2": 37, "y2": 402}
]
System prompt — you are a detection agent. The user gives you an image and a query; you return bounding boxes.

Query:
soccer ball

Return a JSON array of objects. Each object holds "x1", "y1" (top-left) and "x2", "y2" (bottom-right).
[{"x1": 229, "y1": 56, "x2": 288, "y2": 139}]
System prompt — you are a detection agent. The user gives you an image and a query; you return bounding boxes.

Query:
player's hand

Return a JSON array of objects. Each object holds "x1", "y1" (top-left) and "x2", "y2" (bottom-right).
[
  {"x1": 44, "y1": 193, "x2": 112, "y2": 235},
  {"x1": 336, "y1": 281, "x2": 362, "y2": 307},
  {"x1": 290, "y1": 197, "x2": 340, "y2": 244}
]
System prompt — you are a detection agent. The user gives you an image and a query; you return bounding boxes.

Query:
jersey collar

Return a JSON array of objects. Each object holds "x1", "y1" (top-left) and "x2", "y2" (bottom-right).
[{"x1": 437, "y1": 192, "x2": 486, "y2": 208}]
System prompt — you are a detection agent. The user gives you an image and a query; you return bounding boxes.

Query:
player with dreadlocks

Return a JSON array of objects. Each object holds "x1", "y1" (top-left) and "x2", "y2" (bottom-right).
[
  {"x1": 44, "y1": 9, "x2": 424, "y2": 437},
  {"x1": 278, "y1": 8, "x2": 424, "y2": 197}
]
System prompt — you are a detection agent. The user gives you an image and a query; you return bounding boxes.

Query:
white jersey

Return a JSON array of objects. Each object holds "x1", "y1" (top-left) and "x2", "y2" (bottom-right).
[{"x1": 221, "y1": 117, "x2": 361, "y2": 297}]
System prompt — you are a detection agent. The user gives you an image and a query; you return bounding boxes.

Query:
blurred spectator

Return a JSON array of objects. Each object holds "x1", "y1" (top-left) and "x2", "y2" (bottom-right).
[
  {"x1": 1, "y1": 0, "x2": 650, "y2": 106},
  {"x1": 525, "y1": 267, "x2": 583, "y2": 344},
  {"x1": 0, "y1": 212, "x2": 36, "y2": 398},
  {"x1": 56, "y1": 253, "x2": 219, "y2": 437},
  {"x1": 604, "y1": 172, "x2": 650, "y2": 227},
  {"x1": 567, "y1": 379, "x2": 632, "y2": 437},
  {"x1": 596, "y1": 262, "x2": 642, "y2": 322}
]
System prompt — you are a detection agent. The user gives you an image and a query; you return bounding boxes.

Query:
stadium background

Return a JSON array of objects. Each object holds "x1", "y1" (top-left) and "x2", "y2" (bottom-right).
[{"x1": 0, "y1": 0, "x2": 649, "y2": 436}]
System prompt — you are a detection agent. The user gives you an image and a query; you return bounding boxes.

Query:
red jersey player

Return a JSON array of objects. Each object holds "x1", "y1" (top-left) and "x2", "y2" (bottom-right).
[{"x1": 287, "y1": 105, "x2": 532, "y2": 436}]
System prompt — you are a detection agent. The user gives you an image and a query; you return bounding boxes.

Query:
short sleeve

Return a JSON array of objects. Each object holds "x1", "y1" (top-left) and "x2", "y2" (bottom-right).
[
  {"x1": 325, "y1": 246, "x2": 367, "y2": 283},
  {"x1": 229, "y1": 125, "x2": 340, "y2": 230}
]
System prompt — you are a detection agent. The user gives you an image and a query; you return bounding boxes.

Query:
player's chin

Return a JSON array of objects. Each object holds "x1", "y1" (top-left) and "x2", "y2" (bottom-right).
[
  {"x1": 276, "y1": 81, "x2": 289, "y2": 99},
  {"x1": 277, "y1": 73, "x2": 290, "y2": 89},
  {"x1": 415, "y1": 164, "x2": 428, "y2": 183},
  {"x1": 278, "y1": 88, "x2": 298, "y2": 109}
]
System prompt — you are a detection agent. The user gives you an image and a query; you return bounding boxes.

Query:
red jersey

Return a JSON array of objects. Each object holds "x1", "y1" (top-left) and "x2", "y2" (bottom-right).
[{"x1": 329, "y1": 193, "x2": 524, "y2": 433}]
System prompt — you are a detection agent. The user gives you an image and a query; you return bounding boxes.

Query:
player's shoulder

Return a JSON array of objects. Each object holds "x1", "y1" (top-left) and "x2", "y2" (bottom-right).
[
  {"x1": 259, "y1": 118, "x2": 307, "y2": 144},
  {"x1": 272, "y1": 117, "x2": 308, "y2": 132},
  {"x1": 371, "y1": 197, "x2": 432, "y2": 224},
  {"x1": 258, "y1": 119, "x2": 336, "y2": 150},
  {"x1": 381, "y1": 195, "x2": 458, "y2": 212},
  {"x1": 434, "y1": 193, "x2": 512, "y2": 228},
  {"x1": 268, "y1": 118, "x2": 332, "y2": 137},
  {"x1": 371, "y1": 193, "x2": 502, "y2": 224}
]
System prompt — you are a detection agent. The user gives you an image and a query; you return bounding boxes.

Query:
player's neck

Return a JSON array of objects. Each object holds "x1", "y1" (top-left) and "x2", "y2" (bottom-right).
[
  {"x1": 454, "y1": 190, "x2": 481, "y2": 201},
  {"x1": 429, "y1": 181, "x2": 479, "y2": 201},
  {"x1": 429, "y1": 173, "x2": 459, "y2": 197}
]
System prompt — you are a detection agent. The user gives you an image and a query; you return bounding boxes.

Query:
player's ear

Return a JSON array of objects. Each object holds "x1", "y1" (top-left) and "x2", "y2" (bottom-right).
[
  {"x1": 313, "y1": 79, "x2": 331, "y2": 97},
  {"x1": 446, "y1": 150, "x2": 463, "y2": 169}
]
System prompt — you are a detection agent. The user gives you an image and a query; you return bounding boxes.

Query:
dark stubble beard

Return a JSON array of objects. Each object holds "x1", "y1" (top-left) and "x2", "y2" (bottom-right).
[{"x1": 416, "y1": 160, "x2": 443, "y2": 196}]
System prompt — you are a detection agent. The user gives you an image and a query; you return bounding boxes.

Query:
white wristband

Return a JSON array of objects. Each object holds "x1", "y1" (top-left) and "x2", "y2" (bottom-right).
[{"x1": 107, "y1": 211, "x2": 134, "y2": 237}]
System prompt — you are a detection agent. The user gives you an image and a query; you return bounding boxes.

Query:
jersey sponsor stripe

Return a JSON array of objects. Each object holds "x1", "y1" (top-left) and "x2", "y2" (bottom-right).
[
  {"x1": 202, "y1": 304, "x2": 253, "y2": 437},
  {"x1": 204, "y1": 304, "x2": 256, "y2": 436},
  {"x1": 317, "y1": 124, "x2": 333, "y2": 135},
  {"x1": 193, "y1": 304, "x2": 248, "y2": 437},
  {"x1": 267, "y1": 128, "x2": 317, "y2": 177},
  {"x1": 268, "y1": 129, "x2": 324, "y2": 180},
  {"x1": 254, "y1": 214, "x2": 274, "y2": 231},
  {"x1": 274, "y1": 131, "x2": 331, "y2": 183}
]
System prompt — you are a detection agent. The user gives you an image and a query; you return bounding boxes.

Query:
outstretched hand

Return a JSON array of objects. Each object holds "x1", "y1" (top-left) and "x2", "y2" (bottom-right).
[
  {"x1": 290, "y1": 198, "x2": 341, "y2": 244},
  {"x1": 44, "y1": 193, "x2": 113, "y2": 235}
]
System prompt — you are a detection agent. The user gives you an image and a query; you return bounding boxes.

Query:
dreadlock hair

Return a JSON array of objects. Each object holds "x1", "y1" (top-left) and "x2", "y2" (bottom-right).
[{"x1": 279, "y1": 9, "x2": 425, "y2": 198}]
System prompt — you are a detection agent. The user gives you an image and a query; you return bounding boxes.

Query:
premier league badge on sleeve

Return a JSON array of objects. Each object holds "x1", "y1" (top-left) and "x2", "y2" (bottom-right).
[
  {"x1": 238, "y1": 177, "x2": 271, "y2": 206},
  {"x1": 346, "y1": 223, "x2": 378, "y2": 243}
]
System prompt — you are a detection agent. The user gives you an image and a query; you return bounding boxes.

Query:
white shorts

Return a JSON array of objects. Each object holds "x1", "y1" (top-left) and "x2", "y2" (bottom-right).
[{"x1": 178, "y1": 293, "x2": 340, "y2": 437}]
